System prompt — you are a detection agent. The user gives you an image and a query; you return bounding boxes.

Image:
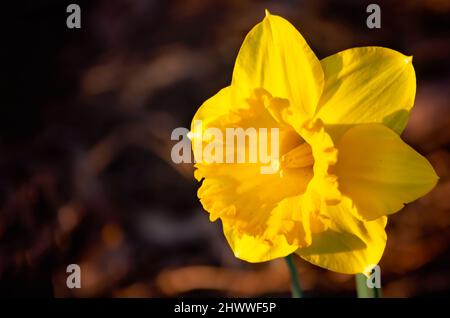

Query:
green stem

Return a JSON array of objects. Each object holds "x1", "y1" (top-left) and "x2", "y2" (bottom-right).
[
  {"x1": 285, "y1": 254, "x2": 303, "y2": 298},
  {"x1": 355, "y1": 273, "x2": 382, "y2": 298}
]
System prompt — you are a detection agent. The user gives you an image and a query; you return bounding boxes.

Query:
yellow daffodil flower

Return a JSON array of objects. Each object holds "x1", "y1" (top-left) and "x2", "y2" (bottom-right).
[{"x1": 190, "y1": 11, "x2": 438, "y2": 274}]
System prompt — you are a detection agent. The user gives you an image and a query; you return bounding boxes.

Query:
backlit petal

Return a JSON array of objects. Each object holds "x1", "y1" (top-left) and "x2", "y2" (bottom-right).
[
  {"x1": 232, "y1": 12, "x2": 324, "y2": 119},
  {"x1": 223, "y1": 195, "x2": 311, "y2": 262},
  {"x1": 296, "y1": 196, "x2": 387, "y2": 274},
  {"x1": 335, "y1": 124, "x2": 439, "y2": 221},
  {"x1": 316, "y1": 47, "x2": 416, "y2": 138}
]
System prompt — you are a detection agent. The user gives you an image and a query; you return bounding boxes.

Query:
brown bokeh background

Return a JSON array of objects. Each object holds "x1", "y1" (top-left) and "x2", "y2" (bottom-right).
[{"x1": 0, "y1": 0, "x2": 449, "y2": 297}]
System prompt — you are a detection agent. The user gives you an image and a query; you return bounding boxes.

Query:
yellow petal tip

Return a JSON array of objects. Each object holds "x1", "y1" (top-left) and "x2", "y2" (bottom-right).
[
  {"x1": 265, "y1": 9, "x2": 271, "y2": 17},
  {"x1": 404, "y1": 55, "x2": 413, "y2": 64}
]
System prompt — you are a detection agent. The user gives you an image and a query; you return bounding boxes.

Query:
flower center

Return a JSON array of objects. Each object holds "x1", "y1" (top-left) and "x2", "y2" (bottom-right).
[
  {"x1": 279, "y1": 128, "x2": 315, "y2": 169},
  {"x1": 276, "y1": 128, "x2": 315, "y2": 193},
  {"x1": 281, "y1": 142, "x2": 314, "y2": 169}
]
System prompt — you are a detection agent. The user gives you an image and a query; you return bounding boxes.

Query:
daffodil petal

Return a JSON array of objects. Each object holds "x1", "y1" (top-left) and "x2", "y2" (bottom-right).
[
  {"x1": 222, "y1": 194, "x2": 315, "y2": 262},
  {"x1": 316, "y1": 47, "x2": 416, "y2": 137},
  {"x1": 223, "y1": 222, "x2": 298, "y2": 263},
  {"x1": 296, "y1": 196, "x2": 387, "y2": 274},
  {"x1": 232, "y1": 12, "x2": 324, "y2": 118},
  {"x1": 335, "y1": 124, "x2": 439, "y2": 221},
  {"x1": 196, "y1": 163, "x2": 313, "y2": 258},
  {"x1": 191, "y1": 86, "x2": 233, "y2": 133},
  {"x1": 299, "y1": 119, "x2": 341, "y2": 210}
]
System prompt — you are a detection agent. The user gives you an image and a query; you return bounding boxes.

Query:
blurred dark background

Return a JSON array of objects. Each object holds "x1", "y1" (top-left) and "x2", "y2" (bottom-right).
[{"x1": 0, "y1": 0, "x2": 449, "y2": 297}]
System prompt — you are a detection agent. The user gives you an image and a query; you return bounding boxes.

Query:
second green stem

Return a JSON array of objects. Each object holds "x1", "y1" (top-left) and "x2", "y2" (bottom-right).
[{"x1": 285, "y1": 254, "x2": 303, "y2": 298}]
